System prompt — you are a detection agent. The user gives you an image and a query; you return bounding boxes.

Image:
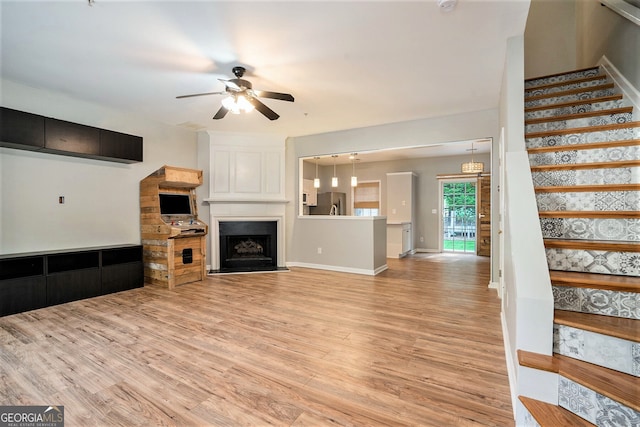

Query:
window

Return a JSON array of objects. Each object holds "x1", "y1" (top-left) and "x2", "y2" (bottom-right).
[{"x1": 353, "y1": 181, "x2": 380, "y2": 216}]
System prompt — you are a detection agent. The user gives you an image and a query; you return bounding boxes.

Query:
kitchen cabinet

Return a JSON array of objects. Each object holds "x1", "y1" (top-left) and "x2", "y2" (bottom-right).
[
  {"x1": 386, "y1": 172, "x2": 417, "y2": 257},
  {"x1": 303, "y1": 179, "x2": 318, "y2": 206}
]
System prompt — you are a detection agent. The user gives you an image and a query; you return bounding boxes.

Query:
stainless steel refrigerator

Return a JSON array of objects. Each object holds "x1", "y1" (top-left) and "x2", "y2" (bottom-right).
[{"x1": 309, "y1": 192, "x2": 346, "y2": 215}]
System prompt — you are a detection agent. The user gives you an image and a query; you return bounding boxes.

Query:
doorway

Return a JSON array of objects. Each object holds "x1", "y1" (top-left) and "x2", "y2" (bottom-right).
[{"x1": 441, "y1": 180, "x2": 477, "y2": 253}]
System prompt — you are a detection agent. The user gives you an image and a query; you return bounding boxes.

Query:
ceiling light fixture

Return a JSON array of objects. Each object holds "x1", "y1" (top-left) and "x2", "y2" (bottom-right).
[
  {"x1": 461, "y1": 142, "x2": 484, "y2": 174},
  {"x1": 221, "y1": 94, "x2": 254, "y2": 115},
  {"x1": 314, "y1": 157, "x2": 321, "y2": 188},
  {"x1": 331, "y1": 155, "x2": 339, "y2": 188}
]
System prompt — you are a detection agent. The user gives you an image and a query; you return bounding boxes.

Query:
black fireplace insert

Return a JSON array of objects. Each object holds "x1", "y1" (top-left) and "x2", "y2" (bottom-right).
[{"x1": 218, "y1": 221, "x2": 277, "y2": 272}]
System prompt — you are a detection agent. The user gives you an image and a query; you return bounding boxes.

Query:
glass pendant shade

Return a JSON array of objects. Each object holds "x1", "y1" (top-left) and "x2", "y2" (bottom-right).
[
  {"x1": 351, "y1": 176, "x2": 358, "y2": 187},
  {"x1": 331, "y1": 176, "x2": 338, "y2": 187},
  {"x1": 331, "y1": 155, "x2": 338, "y2": 187},
  {"x1": 313, "y1": 178, "x2": 320, "y2": 188}
]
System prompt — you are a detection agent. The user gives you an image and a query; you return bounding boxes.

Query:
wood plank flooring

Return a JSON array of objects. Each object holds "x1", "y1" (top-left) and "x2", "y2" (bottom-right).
[{"x1": 0, "y1": 253, "x2": 513, "y2": 426}]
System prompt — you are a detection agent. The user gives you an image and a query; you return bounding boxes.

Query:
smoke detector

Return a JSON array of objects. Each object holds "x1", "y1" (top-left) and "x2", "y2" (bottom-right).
[{"x1": 438, "y1": 0, "x2": 457, "y2": 12}]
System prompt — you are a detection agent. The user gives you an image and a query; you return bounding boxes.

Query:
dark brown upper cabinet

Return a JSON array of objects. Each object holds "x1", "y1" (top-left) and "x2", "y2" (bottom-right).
[
  {"x1": 45, "y1": 118, "x2": 100, "y2": 156},
  {"x1": 0, "y1": 107, "x2": 45, "y2": 150},
  {"x1": 0, "y1": 107, "x2": 142, "y2": 163},
  {"x1": 100, "y1": 129, "x2": 143, "y2": 163}
]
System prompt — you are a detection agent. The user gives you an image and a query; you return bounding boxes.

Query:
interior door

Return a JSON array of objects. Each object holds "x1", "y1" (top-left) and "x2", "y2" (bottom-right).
[{"x1": 477, "y1": 175, "x2": 491, "y2": 257}]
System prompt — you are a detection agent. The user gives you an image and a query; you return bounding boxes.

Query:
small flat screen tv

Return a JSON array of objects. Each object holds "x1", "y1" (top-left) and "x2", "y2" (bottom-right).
[{"x1": 159, "y1": 193, "x2": 192, "y2": 215}]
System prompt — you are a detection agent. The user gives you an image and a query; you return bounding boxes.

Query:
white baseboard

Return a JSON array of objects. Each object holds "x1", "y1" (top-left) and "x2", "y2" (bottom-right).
[
  {"x1": 285, "y1": 262, "x2": 387, "y2": 276},
  {"x1": 413, "y1": 248, "x2": 439, "y2": 253},
  {"x1": 599, "y1": 56, "x2": 640, "y2": 118},
  {"x1": 501, "y1": 310, "x2": 518, "y2": 420}
]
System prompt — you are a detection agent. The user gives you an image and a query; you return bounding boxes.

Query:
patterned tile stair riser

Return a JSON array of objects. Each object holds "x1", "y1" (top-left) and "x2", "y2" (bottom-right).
[
  {"x1": 525, "y1": 87, "x2": 617, "y2": 109},
  {"x1": 532, "y1": 167, "x2": 640, "y2": 187},
  {"x1": 546, "y1": 248, "x2": 639, "y2": 277},
  {"x1": 529, "y1": 146, "x2": 640, "y2": 167},
  {"x1": 526, "y1": 126, "x2": 640, "y2": 149},
  {"x1": 553, "y1": 286, "x2": 639, "y2": 320},
  {"x1": 525, "y1": 77, "x2": 609, "y2": 98},
  {"x1": 554, "y1": 324, "x2": 639, "y2": 376},
  {"x1": 540, "y1": 217, "x2": 640, "y2": 242},
  {"x1": 525, "y1": 68, "x2": 601, "y2": 89},
  {"x1": 525, "y1": 112, "x2": 633, "y2": 134},
  {"x1": 558, "y1": 377, "x2": 640, "y2": 426},
  {"x1": 536, "y1": 190, "x2": 639, "y2": 212},
  {"x1": 525, "y1": 99, "x2": 626, "y2": 120}
]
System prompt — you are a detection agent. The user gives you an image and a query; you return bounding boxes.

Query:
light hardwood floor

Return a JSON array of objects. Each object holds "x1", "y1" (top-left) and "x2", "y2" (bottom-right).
[{"x1": 0, "y1": 253, "x2": 513, "y2": 426}]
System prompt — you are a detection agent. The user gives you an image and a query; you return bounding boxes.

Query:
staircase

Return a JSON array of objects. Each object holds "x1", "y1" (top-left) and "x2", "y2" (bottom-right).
[{"x1": 518, "y1": 66, "x2": 640, "y2": 426}]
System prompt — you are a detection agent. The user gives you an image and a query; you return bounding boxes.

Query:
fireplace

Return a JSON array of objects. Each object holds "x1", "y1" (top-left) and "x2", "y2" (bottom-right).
[{"x1": 218, "y1": 221, "x2": 277, "y2": 272}]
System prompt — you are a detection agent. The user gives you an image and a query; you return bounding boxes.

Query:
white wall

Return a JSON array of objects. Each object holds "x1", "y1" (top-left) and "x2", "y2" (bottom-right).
[
  {"x1": 577, "y1": 0, "x2": 640, "y2": 89},
  {"x1": 0, "y1": 79, "x2": 198, "y2": 254},
  {"x1": 524, "y1": 0, "x2": 577, "y2": 78}
]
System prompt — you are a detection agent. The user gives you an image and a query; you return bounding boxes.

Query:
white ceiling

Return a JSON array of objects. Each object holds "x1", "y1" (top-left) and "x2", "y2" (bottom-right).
[{"x1": 0, "y1": 0, "x2": 529, "y2": 158}]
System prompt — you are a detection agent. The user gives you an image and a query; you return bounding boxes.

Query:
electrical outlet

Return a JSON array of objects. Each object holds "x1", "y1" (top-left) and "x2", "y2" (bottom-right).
[
  {"x1": 420, "y1": 236, "x2": 424, "y2": 242},
  {"x1": 317, "y1": 247, "x2": 322, "y2": 254}
]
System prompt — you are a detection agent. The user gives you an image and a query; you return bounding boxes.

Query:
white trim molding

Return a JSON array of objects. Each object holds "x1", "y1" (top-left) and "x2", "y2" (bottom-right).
[{"x1": 599, "y1": 56, "x2": 640, "y2": 117}]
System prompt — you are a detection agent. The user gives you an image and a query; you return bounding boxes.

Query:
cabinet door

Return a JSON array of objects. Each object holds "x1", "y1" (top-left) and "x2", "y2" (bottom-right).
[
  {"x1": 0, "y1": 107, "x2": 45, "y2": 149},
  {"x1": 47, "y1": 268, "x2": 101, "y2": 306},
  {"x1": 45, "y1": 118, "x2": 100, "y2": 155},
  {"x1": 102, "y1": 262, "x2": 144, "y2": 294},
  {"x1": 100, "y1": 129, "x2": 143, "y2": 163},
  {"x1": 0, "y1": 276, "x2": 47, "y2": 316}
]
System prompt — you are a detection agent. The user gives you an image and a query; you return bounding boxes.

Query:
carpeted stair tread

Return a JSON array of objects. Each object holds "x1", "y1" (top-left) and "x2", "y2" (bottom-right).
[
  {"x1": 525, "y1": 83, "x2": 614, "y2": 102},
  {"x1": 530, "y1": 159, "x2": 640, "y2": 172},
  {"x1": 534, "y1": 183, "x2": 640, "y2": 193},
  {"x1": 554, "y1": 309, "x2": 639, "y2": 342},
  {"x1": 539, "y1": 210, "x2": 640, "y2": 219},
  {"x1": 544, "y1": 239, "x2": 640, "y2": 252},
  {"x1": 550, "y1": 270, "x2": 640, "y2": 292},
  {"x1": 527, "y1": 139, "x2": 640, "y2": 153},
  {"x1": 519, "y1": 396, "x2": 595, "y2": 427},
  {"x1": 525, "y1": 106, "x2": 633, "y2": 125},
  {"x1": 518, "y1": 350, "x2": 640, "y2": 411},
  {"x1": 525, "y1": 94, "x2": 623, "y2": 113},
  {"x1": 526, "y1": 121, "x2": 640, "y2": 139}
]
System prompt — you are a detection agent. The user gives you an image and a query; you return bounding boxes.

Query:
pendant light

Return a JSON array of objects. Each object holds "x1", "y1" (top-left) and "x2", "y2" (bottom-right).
[
  {"x1": 313, "y1": 157, "x2": 320, "y2": 188},
  {"x1": 350, "y1": 153, "x2": 358, "y2": 187},
  {"x1": 331, "y1": 155, "x2": 338, "y2": 188},
  {"x1": 461, "y1": 142, "x2": 484, "y2": 174}
]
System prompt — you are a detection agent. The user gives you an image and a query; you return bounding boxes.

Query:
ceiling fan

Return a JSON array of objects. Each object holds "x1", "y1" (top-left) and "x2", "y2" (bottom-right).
[{"x1": 176, "y1": 66, "x2": 294, "y2": 121}]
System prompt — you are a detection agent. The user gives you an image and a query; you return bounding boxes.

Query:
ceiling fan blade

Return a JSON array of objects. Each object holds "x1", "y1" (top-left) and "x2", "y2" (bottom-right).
[
  {"x1": 219, "y1": 78, "x2": 241, "y2": 91},
  {"x1": 248, "y1": 98, "x2": 279, "y2": 121},
  {"x1": 212, "y1": 106, "x2": 229, "y2": 120},
  {"x1": 255, "y1": 91, "x2": 294, "y2": 102},
  {"x1": 176, "y1": 91, "x2": 225, "y2": 99}
]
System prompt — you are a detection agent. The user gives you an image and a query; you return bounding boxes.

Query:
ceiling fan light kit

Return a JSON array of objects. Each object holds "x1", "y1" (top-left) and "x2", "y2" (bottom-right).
[{"x1": 176, "y1": 66, "x2": 294, "y2": 121}]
